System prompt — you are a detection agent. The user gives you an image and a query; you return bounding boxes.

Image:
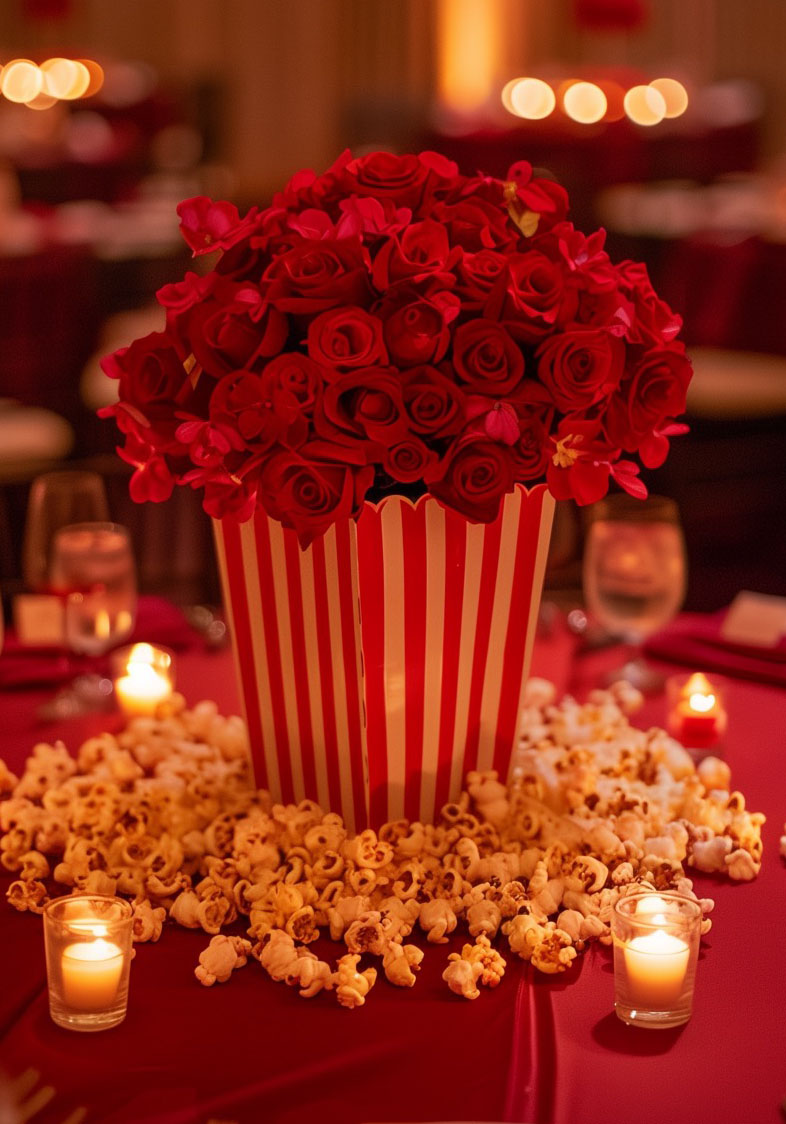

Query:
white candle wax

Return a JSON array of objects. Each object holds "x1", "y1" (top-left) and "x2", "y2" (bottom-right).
[
  {"x1": 61, "y1": 938, "x2": 124, "y2": 1011},
  {"x1": 623, "y1": 928, "x2": 690, "y2": 1007},
  {"x1": 115, "y1": 663, "x2": 171, "y2": 716}
]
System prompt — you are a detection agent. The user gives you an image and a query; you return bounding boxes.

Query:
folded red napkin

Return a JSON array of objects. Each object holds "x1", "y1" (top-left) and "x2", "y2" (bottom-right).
[
  {"x1": 644, "y1": 609, "x2": 786, "y2": 687},
  {"x1": 0, "y1": 596, "x2": 201, "y2": 689}
]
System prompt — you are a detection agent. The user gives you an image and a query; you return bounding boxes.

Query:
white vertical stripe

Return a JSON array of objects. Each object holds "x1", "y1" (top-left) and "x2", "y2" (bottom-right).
[
  {"x1": 420, "y1": 501, "x2": 445, "y2": 824},
  {"x1": 448, "y1": 520, "x2": 484, "y2": 800},
  {"x1": 297, "y1": 546, "x2": 330, "y2": 813},
  {"x1": 323, "y1": 523, "x2": 357, "y2": 833},
  {"x1": 267, "y1": 521, "x2": 305, "y2": 803},
  {"x1": 513, "y1": 491, "x2": 556, "y2": 749},
  {"x1": 238, "y1": 518, "x2": 282, "y2": 800},
  {"x1": 380, "y1": 499, "x2": 407, "y2": 823},
  {"x1": 212, "y1": 518, "x2": 248, "y2": 724},
  {"x1": 345, "y1": 520, "x2": 369, "y2": 826},
  {"x1": 476, "y1": 489, "x2": 522, "y2": 773}
]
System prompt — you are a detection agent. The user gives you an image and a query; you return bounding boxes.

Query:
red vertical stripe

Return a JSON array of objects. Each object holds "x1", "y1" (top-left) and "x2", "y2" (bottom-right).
[
  {"x1": 309, "y1": 534, "x2": 343, "y2": 817},
  {"x1": 282, "y1": 528, "x2": 317, "y2": 804},
  {"x1": 492, "y1": 486, "x2": 548, "y2": 779},
  {"x1": 433, "y1": 510, "x2": 467, "y2": 816},
  {"x1": 461, "y1": 514, "x2": 505, "y2": 779},
  {"x1": 333, "y1": 519, "x2": 368, "y2": 830},
  {"x1": 356, "y1": 505, "x2": 388, "y2": 828},
  {"x1": 217, "y1": 520, "x2": 267, "y2": 791},
  {"x1": 252, "y1": 514, "x2": 294, "y2": 803},
  {"x1": 400, "y1": 502, "x2": 429, "y2": 823}
]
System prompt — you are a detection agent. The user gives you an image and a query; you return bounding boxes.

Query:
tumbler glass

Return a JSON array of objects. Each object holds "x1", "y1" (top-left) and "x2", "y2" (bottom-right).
[
  {"x1": 43, "y1": 895, "x2": 133, "y2": 1031},
  {"x1": 612, "y1": 890, "x2": 702, "y2": 1029}
]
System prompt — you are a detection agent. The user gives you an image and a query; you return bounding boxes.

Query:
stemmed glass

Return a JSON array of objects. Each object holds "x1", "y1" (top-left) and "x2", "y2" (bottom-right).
[
  {"x1": 22, "y1": 470, "x2": 110, "y2": 593},
  {"x1": 582, "y1": 494, "x2": 687, "y2": 692}
]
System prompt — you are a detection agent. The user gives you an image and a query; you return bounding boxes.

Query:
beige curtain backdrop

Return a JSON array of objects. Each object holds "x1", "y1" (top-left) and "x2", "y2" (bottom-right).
[{"x1": 0, "y1": 0, "x2": 784, "y2": 196}]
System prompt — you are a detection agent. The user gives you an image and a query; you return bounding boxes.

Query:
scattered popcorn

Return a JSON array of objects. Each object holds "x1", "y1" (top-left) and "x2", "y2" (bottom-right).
[{"x1": 0, "y1": 683, "x2": 766, "y2": 1008}]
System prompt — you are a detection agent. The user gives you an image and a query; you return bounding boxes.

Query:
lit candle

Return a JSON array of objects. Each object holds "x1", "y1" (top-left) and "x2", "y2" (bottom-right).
[
  {"x1": 61, "y1": 937, "x2": 124, "y2": 1011},
  {"x1": 668, "y1": 672, "x2": 727, "y2": 749},
  {"x1": 623, "y1": 928, "x2": 690, "y2": 1008},
  {"x1": 114, "y1": 643, "x2": 173, "y2": 717}
]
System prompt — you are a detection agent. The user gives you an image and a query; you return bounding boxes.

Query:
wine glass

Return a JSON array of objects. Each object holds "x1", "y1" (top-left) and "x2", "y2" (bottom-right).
[
  {"x1": 49, "y1": 522, "x2": 137, "y2": 657},
  {"x1": 582, "y1": 494, "x2": 687, "y2": 692},
  {"x1": 22, "y1": 470, "x2": 110, "y2": 593}
]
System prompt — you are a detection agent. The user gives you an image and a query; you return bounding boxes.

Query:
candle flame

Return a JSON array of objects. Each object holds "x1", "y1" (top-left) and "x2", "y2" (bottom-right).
[{"x1": 689, "y1": 692, "x2": 716, "y2": 713}]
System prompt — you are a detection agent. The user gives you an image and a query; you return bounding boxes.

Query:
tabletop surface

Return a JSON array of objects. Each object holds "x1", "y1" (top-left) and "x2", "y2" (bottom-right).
[{"x1": 1, "y1": 615, "x2": 784, "y2": 1124}]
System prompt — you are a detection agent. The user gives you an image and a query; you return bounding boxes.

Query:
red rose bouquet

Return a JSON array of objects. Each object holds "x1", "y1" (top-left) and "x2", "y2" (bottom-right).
[{"x1": 100, "y1": 150, "x2": 691, "y2": 546}]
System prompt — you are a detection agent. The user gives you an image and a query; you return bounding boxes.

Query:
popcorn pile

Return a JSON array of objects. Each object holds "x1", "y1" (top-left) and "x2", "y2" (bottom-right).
[{"x1": 1, "y1": 679, "x2": 764, "y2": 1007}]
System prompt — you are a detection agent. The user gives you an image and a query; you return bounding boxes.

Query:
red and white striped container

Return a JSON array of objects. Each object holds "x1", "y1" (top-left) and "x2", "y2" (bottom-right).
[{"x1": 213, "y1": 484, "x2": 554, "y2": 832}]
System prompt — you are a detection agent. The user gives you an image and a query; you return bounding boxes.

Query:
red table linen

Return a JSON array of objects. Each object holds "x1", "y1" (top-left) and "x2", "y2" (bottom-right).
[{"x1": 0, "y1": 619, "x2": 784, "y2": 1124}]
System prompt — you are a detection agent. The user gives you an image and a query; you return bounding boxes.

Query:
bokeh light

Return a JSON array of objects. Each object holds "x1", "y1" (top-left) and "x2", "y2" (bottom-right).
[
  {"x1": 41, "y1": 57, "x2": 81, "y2": 99},
  {"x1": 78, "y1": 59, "x2": 105, "y2": 99},
  {"x1": 597, "y1": 79, "x2": 626, "y2": 122},
  {"x1": 563, "y1": 81, "x2": 607, "y2": 124},
  {"x1": 624, "y1": 84, "x2": 667, "y2": 126},
  {"x1": 650, "y1": 77, "x2": 689, "y2": 119},
  {"x1": 507, "y1": 77, "x2": 555, "y2": 120},
  {"x1": 1, "y1": 60, "x2": 43, "y2": 104}
]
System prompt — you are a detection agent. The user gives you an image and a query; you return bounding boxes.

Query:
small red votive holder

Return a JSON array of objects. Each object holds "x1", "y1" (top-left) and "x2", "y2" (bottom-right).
[{"x1": 666, "y1": 672, "x2": 727, "y2": 756}]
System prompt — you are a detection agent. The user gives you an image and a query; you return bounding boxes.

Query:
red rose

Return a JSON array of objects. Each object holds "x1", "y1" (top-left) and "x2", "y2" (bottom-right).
[
  {"x1": 452, "y1": 319, "x2": 525, "y2": 395},
  {"x1": 99, "y1": 331, "x2": 201, "y2": 450},
  {"x1": 375, "y1": 285, "x2": 460, "y2": 367},
  {"x1": 454, "y1": 249, "x2": 509, "y2": 310},
  {"x1": 178, "y1": 279, "x2": 287, "y2": 378},
  {"x1": 401, "y1": 364, "x2": 466, "y2": 437},
  {"x1": 371, "y1": 219, "x2": 459, "y2": 290},
  {"x1": 260, "y1": 353, "x2": 324, "y2": 415},
  {"x1": 307, "y1": 306, "x2": 388, "y2": 374},
  {"x1": 262, "y1": 238, "x2": 372, "y2": 314},
  {"x1": 604, "y1": 344, "x2": 692, "y2": 455},
  {"x1": 485, "y1": 252, "x2": 577, "y2": 342},
  {"x1": 383, "y1": 437, "x2": 439, "y2": 483},
  {"x1": 316, "y1": 367, "x2": 409, "y2": 451},
  {"x1": 536, "y1": 329, "x2": 625, "y2": 413},
  {"x1": 260, "y1": 451, "x2": 373, "y2": 547},
  {"x1": 508, "y1": 400, "x2": 553, "y2": 482},
  {"x1": 426, "y1": 440, "x2": 514, "y2": 523},
  {"x1": 341, "y1": 150, "x2": 458, "y2": 212}
]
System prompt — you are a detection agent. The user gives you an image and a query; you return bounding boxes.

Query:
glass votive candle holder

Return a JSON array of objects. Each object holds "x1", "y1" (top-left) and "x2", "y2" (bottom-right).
[
  {"x1": 43, "y1": 894, "x2": 133, "y2": 1031},
  {"x1": 111, "y1": 642, "x2": 175, "y2": 717},
  {"x1": 666, "y1": 671, "x2": 727, "y2": 757},
  {"x1": 612, "y1": 890, "x2": 703, "y2": 1029}
]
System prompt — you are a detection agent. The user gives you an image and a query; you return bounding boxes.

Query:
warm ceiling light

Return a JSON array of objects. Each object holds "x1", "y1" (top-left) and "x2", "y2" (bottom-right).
[
  {"x1": 507, "y1": 77, "x2": 555, "y2": 120},
  {"x1": 1, "y1": 59, "x2": 43, "y2": 104},
  {"x1": 649, "y1": 77, "x2": 689, "y2": 119},
  {"x1": 563, "y1": 81, "x2": 607, "y2": 124},
  {"x1": 40, "y1": 58, "x2": 78, "y2": 99},
  {"x1": 57, "y1": 59, "x2": 90, "y2": 100},
  {"x1": 624, "y1": 84, "x2": 666, "y2": 126},
  {"x1": 78, "y1": 58, "x2": 105, "y2": 99}
]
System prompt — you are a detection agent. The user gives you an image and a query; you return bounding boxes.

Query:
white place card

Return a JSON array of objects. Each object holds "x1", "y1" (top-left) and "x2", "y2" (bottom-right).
[{"x1": 720, "y1": 590, "x2": 786, "y2": 648}]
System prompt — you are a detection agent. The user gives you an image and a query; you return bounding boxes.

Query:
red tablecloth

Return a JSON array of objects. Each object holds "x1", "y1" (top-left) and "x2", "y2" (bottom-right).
[{"x1": 1, "y1": 619, "x2": 784, "y2": 1124}]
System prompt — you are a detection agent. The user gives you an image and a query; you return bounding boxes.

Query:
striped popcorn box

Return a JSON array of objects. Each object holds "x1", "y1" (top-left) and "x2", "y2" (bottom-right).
[{"x1": 214, "y1": 483, "x2": 554, "y2": 832}]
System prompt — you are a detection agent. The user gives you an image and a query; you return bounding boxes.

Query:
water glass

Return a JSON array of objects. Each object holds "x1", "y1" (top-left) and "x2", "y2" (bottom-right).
[
  {"x1": 49, "y1": 522, "x2": 137, "y2": 656},
  {"x1": 612, "y1": 891, "x2": 703, "y2": 1029},
  {"x1": 43, "y1": 895, "x2": 133, "y2": 1031}
]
